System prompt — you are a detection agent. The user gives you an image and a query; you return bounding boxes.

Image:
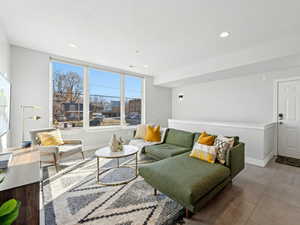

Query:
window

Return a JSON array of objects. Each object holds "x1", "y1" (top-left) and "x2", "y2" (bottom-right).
[
  {"x1": 52, "y1": 62, "x2": 84, "y2": 128},
  {"x1": 125, "y1": 75, "x2": 143, "y2": 125},
  {"x1": 89, "y1": 68, "x2": 121, "y2": 127},
  {"x1": 51, "y1": 61, "x2": 144, "y2": 129}
]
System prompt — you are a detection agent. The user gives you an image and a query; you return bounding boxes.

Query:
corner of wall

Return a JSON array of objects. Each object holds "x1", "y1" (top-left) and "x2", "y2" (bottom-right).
[{"x1": 0, "y1": 24, "x2": 11, "y2": 150}]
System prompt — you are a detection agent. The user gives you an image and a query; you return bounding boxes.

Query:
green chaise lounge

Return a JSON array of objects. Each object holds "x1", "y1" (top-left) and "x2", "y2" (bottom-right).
[{"x1": 139, "y1": 130, "x2": 245, "y2": 217}]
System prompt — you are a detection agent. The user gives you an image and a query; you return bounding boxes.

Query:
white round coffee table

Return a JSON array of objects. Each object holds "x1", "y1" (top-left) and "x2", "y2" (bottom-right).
[{"x1": 95, "y1": 145, "x2": 139, "y2": 186}]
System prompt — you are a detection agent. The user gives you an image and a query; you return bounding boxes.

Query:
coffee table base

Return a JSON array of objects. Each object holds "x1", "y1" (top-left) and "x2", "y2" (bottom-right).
[{"x1": 96, "y1": 154, "x2": 138, "y2": 186}]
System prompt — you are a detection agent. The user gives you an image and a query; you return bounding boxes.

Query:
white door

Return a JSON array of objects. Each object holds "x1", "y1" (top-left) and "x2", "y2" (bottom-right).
[{"x1": 278, "y1": 79, "x2": 300, "y2": 158}]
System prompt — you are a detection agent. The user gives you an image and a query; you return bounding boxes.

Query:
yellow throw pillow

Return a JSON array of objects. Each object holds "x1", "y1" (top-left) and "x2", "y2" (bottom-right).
[
  {"x1": 144, "y1": 125, "x2": 161, "y2": 142},
  {"x1": 37, "y1": 129, "x2": 64, "y2": 146},
  {"x1": 198, "y1": 132, "x2": 215, "y2": 146},
  {"x1": 190, "y1": 142, "x2": 218, "y2": 163}
]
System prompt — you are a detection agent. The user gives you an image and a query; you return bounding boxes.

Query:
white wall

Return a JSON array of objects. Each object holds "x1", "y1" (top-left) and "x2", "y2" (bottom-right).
[
  {"x1": 10, "y1": 45, "x2": 172, "y2": 148},
  {"x1": 10, "y1": 46, "x2": 50, "y2": 147},
  {"x1": 172, "y1": 68, "x2": 300, "y2": 124},
  {"x1": 0, "y1": 25, "x2": 11, "y2": 150},
  {"x1": 145, "y1": 77, "x2": 172, "y2": 126}
]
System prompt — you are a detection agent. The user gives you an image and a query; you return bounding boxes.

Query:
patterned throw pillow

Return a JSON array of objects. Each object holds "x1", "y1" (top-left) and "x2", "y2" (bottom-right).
[
  {"x1": 190, "y1": 142, "x2": 218, "y2": 163},
  {"x1": 214, "y1": 136, "x2": 234, "y2": 164}
]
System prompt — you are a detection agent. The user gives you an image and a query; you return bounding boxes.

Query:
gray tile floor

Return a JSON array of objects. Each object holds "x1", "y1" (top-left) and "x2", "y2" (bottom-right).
[
  {"x1": 41, "y1": 153, "x2": 300, "y2": 225},
  {"x1": 184, "y1": 158, "x2": 300, "y2": 225}
]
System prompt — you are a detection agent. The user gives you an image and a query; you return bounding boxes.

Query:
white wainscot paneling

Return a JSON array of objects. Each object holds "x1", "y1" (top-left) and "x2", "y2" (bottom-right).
[{"x1": 168, "y1": 119, "x2": 276, "y2": 167}]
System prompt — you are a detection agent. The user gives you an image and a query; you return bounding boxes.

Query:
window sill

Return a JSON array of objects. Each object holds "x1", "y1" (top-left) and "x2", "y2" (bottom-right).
[
  {"x1": 85, "y1": 125, "x2": 137, "y2": 133},
  {"x1": 58, "y1": 125, "x2": 138, "y2": 134}
]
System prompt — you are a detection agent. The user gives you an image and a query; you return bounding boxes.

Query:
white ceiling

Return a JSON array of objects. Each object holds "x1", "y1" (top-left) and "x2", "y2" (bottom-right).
[{"x1": 1, "y1": 0, "x2": 300, "y2": 86}]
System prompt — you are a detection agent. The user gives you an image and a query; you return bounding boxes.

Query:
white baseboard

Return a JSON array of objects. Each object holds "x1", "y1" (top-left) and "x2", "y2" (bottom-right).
[{"x1": 246, "y1": 151, "x2": 274, "y2": 167}]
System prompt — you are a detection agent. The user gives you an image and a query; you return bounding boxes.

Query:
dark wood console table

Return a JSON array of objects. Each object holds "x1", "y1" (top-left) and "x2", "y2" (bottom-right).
[{"x1": 0, "y1": 148, "x2": 40, "y2": 225}]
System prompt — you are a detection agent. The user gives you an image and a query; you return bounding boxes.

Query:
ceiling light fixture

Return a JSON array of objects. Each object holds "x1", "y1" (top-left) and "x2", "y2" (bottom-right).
[
  {"x1": 219, "y1": 32, "x2": 230, "y2": 38},
  {"x1": 68, "y1": 43, "x2": 78, "y2": 48}
]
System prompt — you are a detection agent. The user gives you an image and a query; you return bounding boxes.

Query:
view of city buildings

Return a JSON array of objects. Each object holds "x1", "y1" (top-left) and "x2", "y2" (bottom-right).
[{"x1": 52, "y1": 62, "x2": 142, "y2": 128}]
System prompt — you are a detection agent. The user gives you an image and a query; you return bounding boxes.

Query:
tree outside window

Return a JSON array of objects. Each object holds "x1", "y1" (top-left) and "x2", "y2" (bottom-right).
[
  {"x1": 52, "y1": 62, "x2": 83, "y2": 128},
  {"x1": 51, "y1": 61, "x2": 144, "y2": 128}
]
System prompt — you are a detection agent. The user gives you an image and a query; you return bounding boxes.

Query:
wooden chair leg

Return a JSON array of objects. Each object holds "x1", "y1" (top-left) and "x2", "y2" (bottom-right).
[
  {"x1": 154, "y1": 188, "x2": 157, "y2": 196},
  {"x1": 40, "y1": 161, "x2": 44, "y2": 193},
  {"x1": 53, "y1": 154, "x2": 59, "y2": 173},
  {"x1": 81, "y1": 151, "x2": 85, "y2": 160},
  {"x1": 185, "y1": 208, "x2": 191, "y2": 218}
]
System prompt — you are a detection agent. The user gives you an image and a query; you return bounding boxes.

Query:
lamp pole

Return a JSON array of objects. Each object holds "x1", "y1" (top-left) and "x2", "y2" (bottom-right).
[
  {"x1": 21, "y1": 105, "x2": 25, "y2": 144},
  {"x1": 20, "y1": 105, "x2": 41, "y2": 146}
]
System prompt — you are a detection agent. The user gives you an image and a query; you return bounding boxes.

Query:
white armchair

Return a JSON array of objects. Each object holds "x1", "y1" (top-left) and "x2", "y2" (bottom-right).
[{"x1": 30, "y1": 128, "x2": 84, "y2": 172}]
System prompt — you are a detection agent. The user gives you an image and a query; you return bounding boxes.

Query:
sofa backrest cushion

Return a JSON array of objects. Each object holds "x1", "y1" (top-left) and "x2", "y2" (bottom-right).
[
  {"x1": 194, "y1": 132, "x2": 239, "y2": 146},
  {"x1": 165, "y1": 128, "x2": 194, "y2": 148}
]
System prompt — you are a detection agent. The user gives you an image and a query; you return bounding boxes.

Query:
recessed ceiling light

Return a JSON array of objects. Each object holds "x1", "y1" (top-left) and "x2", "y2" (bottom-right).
[
  {"x1": 219, "y1": 32, "x2": 230, "y2": 38},
  {"x1": 68, "y1": 43, "x2": 78, "y2": 48},
  {"x1": 144, "y1": 65, "x2": 149, "y2": 68}
]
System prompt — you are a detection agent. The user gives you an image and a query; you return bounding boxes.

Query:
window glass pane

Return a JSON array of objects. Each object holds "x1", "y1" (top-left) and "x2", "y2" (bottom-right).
[
  {"x1": 52, "y1": 62, "x2": 84, "y2": 128},
  {"x1": 89, "y1": 68, "x2": 121, "y2": 126},
  {"x1": 125, "y1": 75, "x2": 143, "y2": 125}
]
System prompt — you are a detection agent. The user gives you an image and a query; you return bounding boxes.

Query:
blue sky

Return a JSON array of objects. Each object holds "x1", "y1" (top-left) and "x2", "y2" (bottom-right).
[{"x1": 53, "y1": 62, "x2": 142, "y2": 99}]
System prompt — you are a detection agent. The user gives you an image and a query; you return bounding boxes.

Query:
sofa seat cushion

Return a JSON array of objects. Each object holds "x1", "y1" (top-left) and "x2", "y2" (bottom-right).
[
  {"x1": 139, "y1": 152, "x2": 230, "y2": 207},
  {"x1": 144, "y1": 143, "x2": 191, "y2": 160}
]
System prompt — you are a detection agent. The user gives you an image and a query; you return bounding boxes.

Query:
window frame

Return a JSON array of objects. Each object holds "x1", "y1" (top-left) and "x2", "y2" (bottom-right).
[{"x1": 49, "y1": 59, "x2": 145, "y2": 130}]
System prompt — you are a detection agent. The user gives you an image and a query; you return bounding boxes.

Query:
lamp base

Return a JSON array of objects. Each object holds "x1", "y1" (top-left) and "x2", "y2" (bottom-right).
[{"x1": 21, "y1": 141, "x2": 32, "y2": 148}]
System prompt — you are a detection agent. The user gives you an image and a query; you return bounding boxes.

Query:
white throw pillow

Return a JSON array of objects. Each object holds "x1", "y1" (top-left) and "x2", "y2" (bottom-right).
[
  {"x1": 160, "y1": 128, "x2": 167, "y2": 143},
  {"x1": 134, "y1": 124, "x2": 147, "y2": 139}
]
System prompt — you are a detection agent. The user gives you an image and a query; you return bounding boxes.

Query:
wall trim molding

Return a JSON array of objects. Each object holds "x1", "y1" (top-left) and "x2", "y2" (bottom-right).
[
  {"x1": 246, "y1": 151, "x2": 274, "y2": 167},
  {"x1": 169, "y1": 119, "x2": 275, "y2": 131},
  {"x1": 169, "y1": 119, "x2": 276, "y2": 168}
]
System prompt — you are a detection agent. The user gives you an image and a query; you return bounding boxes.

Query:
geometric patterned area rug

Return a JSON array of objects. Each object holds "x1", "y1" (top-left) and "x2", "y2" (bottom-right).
[{"x1": 42, "y1": 156, "x2": 184, "y2": 225}]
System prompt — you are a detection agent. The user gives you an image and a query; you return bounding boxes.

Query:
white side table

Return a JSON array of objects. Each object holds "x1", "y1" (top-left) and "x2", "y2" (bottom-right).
[{"x1": 95, "y1": 145, "x2": 138, "y2": 186}]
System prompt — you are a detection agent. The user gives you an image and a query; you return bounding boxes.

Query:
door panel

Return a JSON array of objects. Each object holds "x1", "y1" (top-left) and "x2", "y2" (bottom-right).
[{"x1": 278, "y1": 80, "x2": 300, "y2": 158}]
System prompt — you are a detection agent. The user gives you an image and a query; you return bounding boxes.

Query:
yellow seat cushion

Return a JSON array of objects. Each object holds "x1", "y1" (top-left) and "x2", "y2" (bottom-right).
[
  {"x1": 37, "y1": 130, "x2": 64, "y2": 146},
  {"x1": 144, "y1": 125, "x2": 161, "y2": 142},
  {"x1": 198, "y1": 132, "x2": 215, "y2": 146}
]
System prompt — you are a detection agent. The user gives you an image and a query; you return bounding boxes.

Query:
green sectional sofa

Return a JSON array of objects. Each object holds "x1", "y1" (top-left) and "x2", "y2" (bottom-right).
[{"x1": 139, "y1": 128, "x2": 245, "y2": 217}]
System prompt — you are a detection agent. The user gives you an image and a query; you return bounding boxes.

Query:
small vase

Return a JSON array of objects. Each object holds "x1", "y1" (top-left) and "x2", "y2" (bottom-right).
[{"x1": 109, "y1": 134, "x2": 119, "y2": 152}]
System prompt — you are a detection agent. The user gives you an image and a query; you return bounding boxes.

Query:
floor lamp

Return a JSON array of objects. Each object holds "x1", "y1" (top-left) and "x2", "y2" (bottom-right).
[{"x1": 21, "y1": 105, "x2": 41, "y2": 148}]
